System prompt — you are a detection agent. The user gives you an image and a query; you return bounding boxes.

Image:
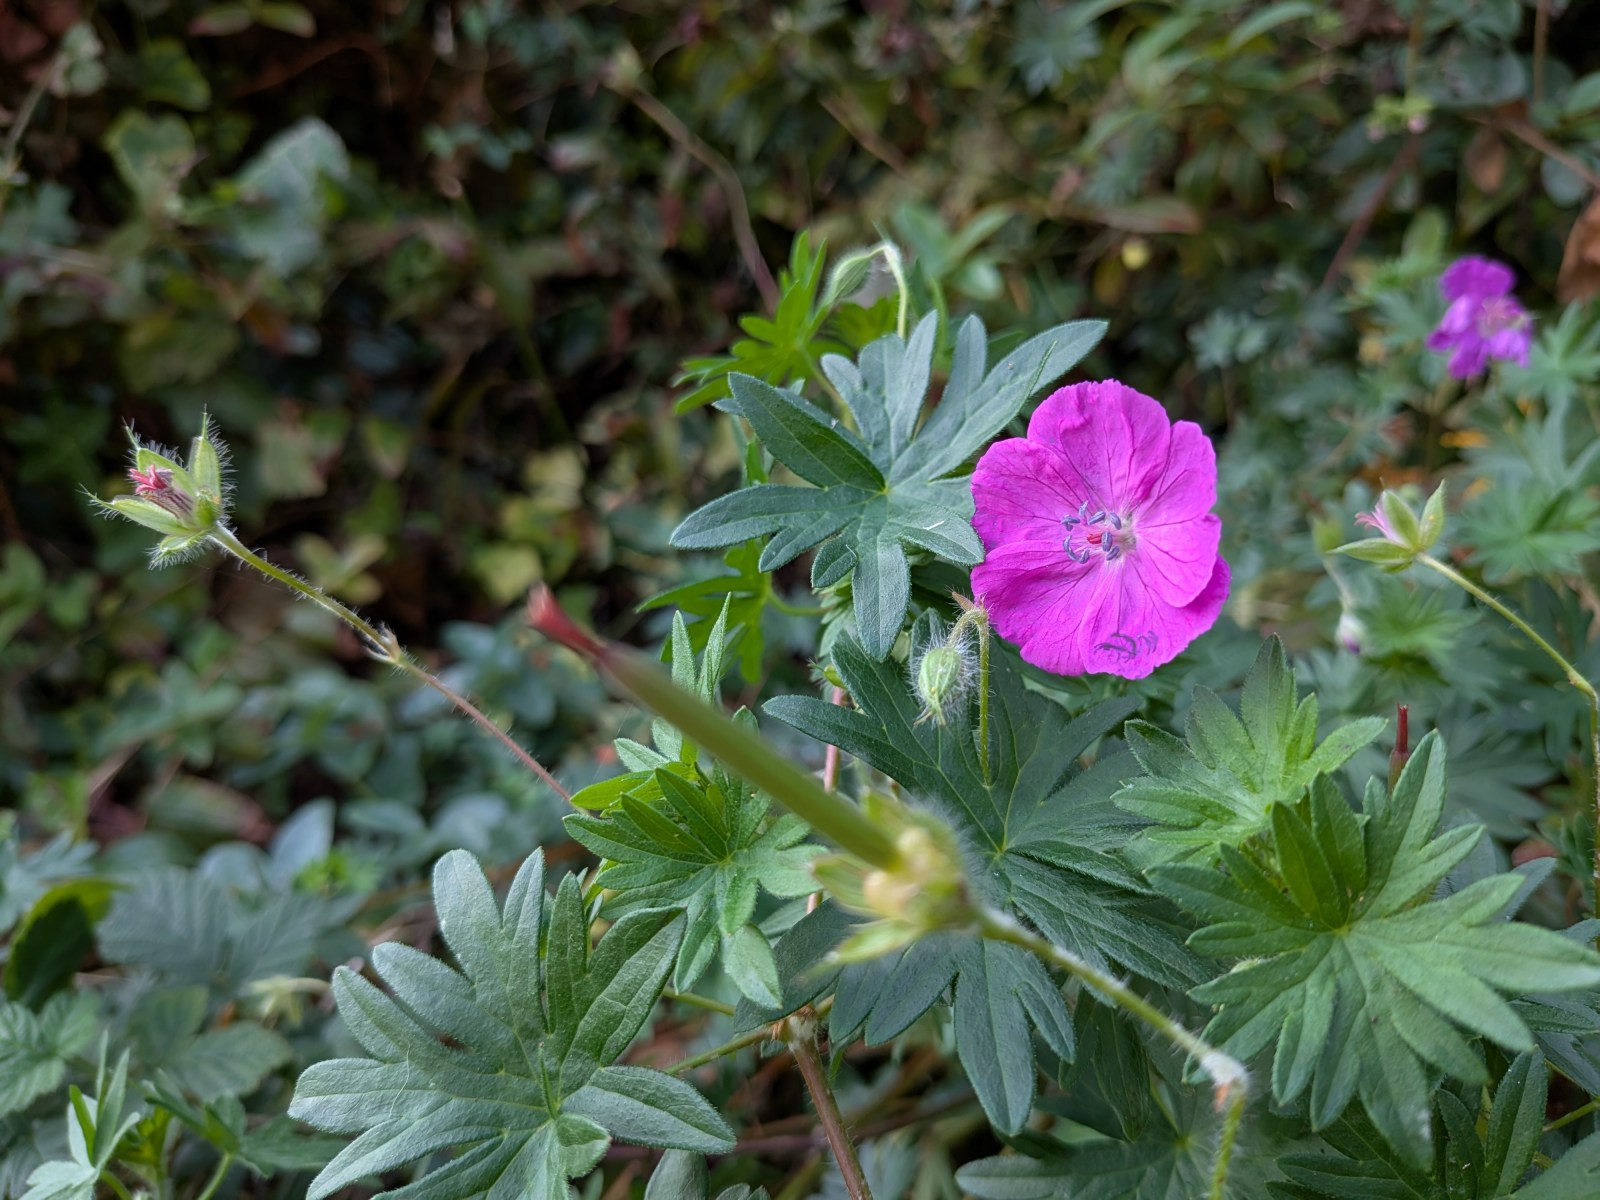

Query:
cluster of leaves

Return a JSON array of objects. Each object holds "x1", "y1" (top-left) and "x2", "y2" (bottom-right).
[{"x1": 565, "y1": 605, "x2": 823, "y2": 1007}]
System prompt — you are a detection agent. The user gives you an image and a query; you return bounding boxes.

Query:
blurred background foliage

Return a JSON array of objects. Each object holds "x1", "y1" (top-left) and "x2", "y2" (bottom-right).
[{"x1": 7, "y1": 0, "x2": 1600, "y2": 1193}]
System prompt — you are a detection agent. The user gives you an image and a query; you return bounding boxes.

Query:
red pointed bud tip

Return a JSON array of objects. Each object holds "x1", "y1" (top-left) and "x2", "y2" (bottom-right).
[
  {"x1": 1388, "y1": 704, "x2": 1411, "y2": 791},
  {"x1": 527, "y1": 586, "x2": 604, "y2": 660}
]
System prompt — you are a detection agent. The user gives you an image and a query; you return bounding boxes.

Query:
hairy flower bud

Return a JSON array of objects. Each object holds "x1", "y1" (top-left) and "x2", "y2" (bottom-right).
[
  {"x1": 94, "y1": 414, "x2": 233, "y2": 566},
  {"x1": 909, "y1": 616, "x2": 975, "y2": 727},
  {"x1": 1334, "y1": 484, "x2": 1445, "y2": 571}
]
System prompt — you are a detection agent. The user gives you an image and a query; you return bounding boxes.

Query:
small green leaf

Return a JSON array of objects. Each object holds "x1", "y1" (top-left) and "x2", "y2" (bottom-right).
[
  {"x1": 1117, "y1": 638, "x2": 1386, "y2": 864},
  {"x1": 1334, "y1": 538, "x2": 1416, "y2": 566}
]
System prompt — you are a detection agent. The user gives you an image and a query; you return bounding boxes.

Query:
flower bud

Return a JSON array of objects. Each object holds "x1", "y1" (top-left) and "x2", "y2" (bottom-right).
[
  {"x1": 909, "y1": 616, "x2": 975, "y2": 727},
  {"x1": 815, "y1": 794, "x2": 970, "y2": 963},
  {"x1": 94, "y1": 414, "x2": 232, "y2": 566},
  {"x1": 1336, "y1": 609, "x2": 1366, "y2": 656},
  {"x1": 820, "y1": 246, "x2": 879, "y2": 310},
  {"x1": 1333, "y1": 484, "x2": 1445, "y2": 571},
  {"x1": 915, "y1": 645, "x2": 968, "y2": 726}
]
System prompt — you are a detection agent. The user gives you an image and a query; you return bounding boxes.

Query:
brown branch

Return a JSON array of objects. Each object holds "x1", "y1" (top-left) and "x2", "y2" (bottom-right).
[
  {"x1": 607, "y1": 78, "x2": 778, "y2": 308},
  {"x1": 1489, "y1": 116, "x2": 1600, "y2": 192},
  {"x1": 1317, "y1": 136, "x2": 1419, "y2": 295},
  {"x1": 820, "y1": 96, "x2": 913, "y2": 177},
  {"x1": 787, "y1": 1010, "x2": 873, "y2": 1200},
  {"x1": 231, "y1": 35, "x2": 389, "y2": 98}
]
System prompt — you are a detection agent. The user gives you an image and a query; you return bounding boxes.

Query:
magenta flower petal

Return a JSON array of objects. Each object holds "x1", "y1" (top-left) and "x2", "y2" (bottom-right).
[
  {"x1": 973, "y1": 540, "x2": 1104, "y2": 675},
  {"x1": 1137, "y1": 420, "x2": 1219, "y2": 528},
  {"x1": 971, "y1": 438, "x2": 1096, "y2": 549},
  {"x1": 1427, "y1": 256, "x2": 1534, "y2": 379},
  {"x1": 1079, "y1": 556, "x2": 1231, "y2": 679},
  {"x1": 1026, "y1": 381, "x2": 1171, "y2": 507},
  {"x1": 1133, "y1": 512, "x2": 1222, "y2": 607},
  {"x1": 970, "y1": 380, "x2": 1229, "y2": 680},
  {"x1": 1439, "y1": 256, "x2": 1515, "y2": 302}
]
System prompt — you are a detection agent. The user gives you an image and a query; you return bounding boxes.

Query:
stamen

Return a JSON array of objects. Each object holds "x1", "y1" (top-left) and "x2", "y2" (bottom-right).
[
  {"x1": 1108, "y1": 513, "x2": 1123, "y2": 530},
  {"x1": 1105, "y1": 545, "x2": 1122, "y2": 561},
  {"x1": 1062, "y1": 514, "x2": 1079, "y2": 526},
  {"x1": 1088, "y1": 510, "x2": 1105, "y2": 524}
]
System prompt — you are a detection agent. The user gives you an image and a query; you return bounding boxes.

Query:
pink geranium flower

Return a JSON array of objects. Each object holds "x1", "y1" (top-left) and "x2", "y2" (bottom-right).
[
  {"x1": 1425, "y1": 256, "x2": 1533, "y2": 379},
  {"x1": 969, "y1": 381, "x2": 1229, "y2": 679}
]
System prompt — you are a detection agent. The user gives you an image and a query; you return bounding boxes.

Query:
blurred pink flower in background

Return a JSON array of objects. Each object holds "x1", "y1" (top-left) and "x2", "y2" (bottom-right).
[{"x1": 1426, "y1": 256, "x2": 1533, "y2": 378}]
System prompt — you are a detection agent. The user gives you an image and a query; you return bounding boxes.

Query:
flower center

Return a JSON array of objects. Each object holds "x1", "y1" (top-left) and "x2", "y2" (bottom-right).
[
  {"x1": 1475, "y1": 295, "x2": 1526, "y2": 337},
  {"x1": 1062, "y1": 501, "x2": 1132, "y2": 564}
]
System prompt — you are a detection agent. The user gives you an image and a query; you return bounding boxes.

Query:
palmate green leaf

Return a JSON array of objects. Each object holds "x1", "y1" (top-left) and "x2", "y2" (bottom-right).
[
  {"x1": 1116, "y1": 637, "x2": 1386, "y2": 865},
  {"x1": 97, "y1": 867, "x2": 349, "y2": 999},
  {"x1": 1152, "y1": 734, "x2": 1600, "y2": 1168},
  {"x1": 957, "y1": 1087, "x2": 1296, "y2": 1199},
  {"x1": 640, "y1": 542, "x2": 771, "y2": 684},
  {"x1": 22, "y1": 1051, "x2": 142, "y2": 1200},
  {"x1": 673, "y1": 312, "x2": 1105, "y2": 658},
  {"x1": 567, "y1": 766, "x2": 821, "y2": 1004},
  {"x1": 765, "y1": 613, "x2": 1202, "y2": 1133},
  {"x1": 289, "y1": 850, "x2": 732, "y2": 1200},
  {"x1": 127, "y1": 986, "x2": 291, "y2": 1102},
  {"x1": 1272, "y1": 1084, "x2": 1600, "y2": 1200},
  {"x1": 0, "y1": 994, "x2": 98, "y2": 1118}
]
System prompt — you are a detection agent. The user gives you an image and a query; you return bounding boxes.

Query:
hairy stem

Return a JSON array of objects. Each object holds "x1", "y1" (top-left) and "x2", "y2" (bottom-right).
[
  {"x1": 208, "y1": 526, "x2": 570, "y2": 802},
  {"x1": 1418, "y1": 553, "x2": 1600, "y2": 913},
  {"x1": 530, "y1": 588, "x2": 899, "y2": 867},
  {"x1": 952, "y1": 602, "x2": 992, "y2": 785},
  {"x1": 881, "y1": 241, "x2": 910, "y2": 339},
  {"x1": 974, "y1": 907, "x2": 1249, "y2": 1200},
  {"x1": 668, "y1": 997, "x2": 836, "y2": 1075},
  {"x1": 787, "y1": 1010, "x2": 874, "y2": 1200}
]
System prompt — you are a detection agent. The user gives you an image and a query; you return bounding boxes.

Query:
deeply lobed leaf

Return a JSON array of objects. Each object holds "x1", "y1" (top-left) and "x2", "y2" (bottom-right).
[
  {"x1": 289, "y1": 851, "x2": 733, "y2": 1200},
  {"x1": 1153, "y1": 734, "x2": 1600, "y2": 1167}
]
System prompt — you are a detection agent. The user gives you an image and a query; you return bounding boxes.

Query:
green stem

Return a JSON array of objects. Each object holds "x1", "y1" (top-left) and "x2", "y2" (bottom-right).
[
  {"x1": 1418, "y1": 553, "x2": 1600, "y2": 913},
  {"x1": 194, "y1": 1154, "x2": 234, "y2": 1200},
  {"x1": 209, "y1": 525, "x2": 385, "y2": 647},
  {"x1": 663, "y1": 989, "x2": 737, "y2": 1016},
  {"x1": 531, "y1": 589, "x2": 899, "y2": 867},
  {"x1": 974, "y1": 613, "x2": 991, "y2": 786},
  {"x1": 974, "y1": 906, "x2": 1248, "y2": 1200},
  {"x1": 880, "y1": 240, "x2": 909, "y2": 339},
  {"x1": 768, "y1": 589, "x2": 827, "y2": 618},
  {"x1": 803, "y1": 349, "x2": 851, "y2": 419},
  {"x1": 951, "y1": 604, "x2": 992, "y2": 786},
  {"x1": 1545, "y1": 1098, "x2": 1600, "y2": 1135},
  {"x1": 669, "y1": 997, "x2": 835, "y2": 1074},
  {"x1": 788, "y1": 1010, "x2": 873, "y2": 1200},
  {"x1": 209, "y1": 526, "x2": 571, "y2": 802},
  {"x1": 101, "y1": 1174, "x2": 134, "y2": 1200}
]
